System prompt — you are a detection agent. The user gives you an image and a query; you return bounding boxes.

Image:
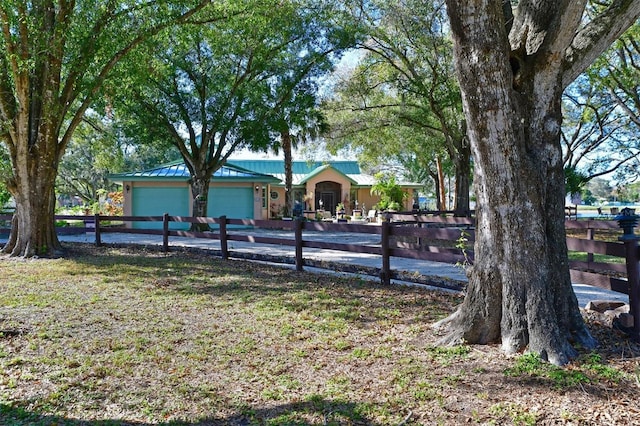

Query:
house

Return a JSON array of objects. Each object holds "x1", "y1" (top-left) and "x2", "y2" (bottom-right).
[
  {"x1": 109, "y1": 159, "x2": 422, "y2": 227},
  {"x1": 109, "y1": 161, "x2": 278, "y2": 229}
]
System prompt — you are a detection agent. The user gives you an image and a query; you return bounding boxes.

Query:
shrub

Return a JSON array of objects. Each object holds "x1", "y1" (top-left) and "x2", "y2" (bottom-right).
[{"x1": 370, "y1": 173, "x2": 407, "y2": 211}]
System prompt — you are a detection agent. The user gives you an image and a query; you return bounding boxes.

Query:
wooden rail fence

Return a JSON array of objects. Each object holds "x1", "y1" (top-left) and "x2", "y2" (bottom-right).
[{"x1": 1, "y1": 212, "x2": 638, "y2": 340}]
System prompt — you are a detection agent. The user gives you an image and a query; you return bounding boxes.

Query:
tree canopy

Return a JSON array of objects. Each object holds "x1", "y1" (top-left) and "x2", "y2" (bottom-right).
[
  {"x1": 112, "y1": 0, "x2": 355, "y2": 225},
  {"x1": 0, "y1": 0, "x2": 217, "y2": 256},
  {"x1": 562, "y1": 21, "x2": 640, "y2": 184},
  {"x1": 323, "y1": 0, "x2": 469, "y2": 213},
  {"x1": 56, "y1": 114, "x2": 123, "y2": 205}
]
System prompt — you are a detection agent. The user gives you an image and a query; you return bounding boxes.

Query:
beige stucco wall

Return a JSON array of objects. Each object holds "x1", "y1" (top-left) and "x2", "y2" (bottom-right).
[
  {"x1": 253, "y1": 184, "x2": 266, "y2": 220},
  {"x1": 352, "y1": 186, "x2": 417, "y2": 213},
  {"x1": 267, "y1": 186, "x2": 286, "y2": 218},
  {"x1": 267, "y1": 169, "x2": 354, "y2": 217},
  {"x1": 304, "y1": 169, "x2": 352, "y2": 212},
  {"x1": 350, "y1": 188, "x2": 377, "y2": 213}
]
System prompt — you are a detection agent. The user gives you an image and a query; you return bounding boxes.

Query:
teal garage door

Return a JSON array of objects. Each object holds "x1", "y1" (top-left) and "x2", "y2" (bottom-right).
[
  {"x1": 207, "y1": 187, "x2": 253, "y2": 225},
  {"x1": 132, "y1": 187, "x2": 190, "y2": 230}
]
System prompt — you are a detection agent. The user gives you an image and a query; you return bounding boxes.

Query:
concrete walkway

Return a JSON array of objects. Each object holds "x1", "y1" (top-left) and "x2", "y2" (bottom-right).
[{"x1": 12, "y1": 228, "x2": 627, "y2": 309}]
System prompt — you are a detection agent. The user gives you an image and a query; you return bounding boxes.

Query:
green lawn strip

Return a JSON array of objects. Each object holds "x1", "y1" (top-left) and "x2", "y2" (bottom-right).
[
  {"x1": 568, "y1": 251, "x2": 625, "y2": 264},
  {"x1": 0, "y1": 244, "x2": 637, "y2": 425}
]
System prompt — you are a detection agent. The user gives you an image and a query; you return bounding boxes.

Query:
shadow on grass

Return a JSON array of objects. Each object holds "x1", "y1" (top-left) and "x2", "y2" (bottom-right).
[
  {"x1": 65, "y1": 242, "x2": 451, "y2": 298},
  {"x1": 1, "y1": 398, "x2": 382, "y2": 425},
  {"x1": 54, "y1": 242, "x2": 460, "y2": 330}
]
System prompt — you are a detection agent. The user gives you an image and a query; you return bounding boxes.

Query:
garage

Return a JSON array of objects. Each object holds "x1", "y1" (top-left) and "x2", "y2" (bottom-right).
[
  {"x1": 131, "y1": 186, "x2": 190, "y2": 230},
  {"x1": 208, "y1": 187, "x2": 254, "y2": 221}
]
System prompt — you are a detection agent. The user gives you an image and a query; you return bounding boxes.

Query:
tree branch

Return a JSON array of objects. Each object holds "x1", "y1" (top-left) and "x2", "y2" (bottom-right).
[
  {"x1": 563, "y1": 0, "x2": 640, "y2": 88},
  {"x1": 58, "y1": 1, "x2": 213, "y2": 159}
]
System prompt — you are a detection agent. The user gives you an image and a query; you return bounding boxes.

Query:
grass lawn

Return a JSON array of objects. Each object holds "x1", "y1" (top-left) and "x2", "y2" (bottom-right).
[{"x1": 1, "y1": 244, "x2": 639, "y2": 425}]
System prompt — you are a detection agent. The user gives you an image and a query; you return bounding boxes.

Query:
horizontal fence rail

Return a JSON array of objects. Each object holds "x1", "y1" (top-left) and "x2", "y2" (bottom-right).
[
  {"x1": 1, "y1": 212, "x2": 638, "y2": 338},
  {"x1": 0, "y1": 213, "x2": 633, "y2": 289},
  {"x1": 565, "y1": 221, "x2": 638, "y2": 293}
]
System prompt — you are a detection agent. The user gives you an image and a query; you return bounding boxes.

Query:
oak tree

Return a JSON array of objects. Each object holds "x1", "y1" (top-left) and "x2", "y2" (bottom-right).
[
  {"x1": 435, "y1": 0, "x2": 640, "y2": 364},
  {"x1": 0, "y1": 0, "x2": 213, "y2": 256},
  {"x1": 324, "y1": 58, "x2": 453, "y2": 211},
  {"x1": 562, "y1": 21, "x2": 640, "y2": 184},
  {"x1": 325, "y1": 0, "x2": 469, "y2": 214},
  {"x1": 56, "y1": 114, "x2": 123, "y2": 205},
  {"x1": 116, "y1": 1, "x2": 351, "y2": 228}
]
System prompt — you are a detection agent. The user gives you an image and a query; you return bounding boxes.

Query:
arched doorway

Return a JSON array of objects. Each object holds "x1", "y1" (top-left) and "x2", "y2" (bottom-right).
[{"x1": 315, "y1": 181, "x2": 341, "y2": 212}]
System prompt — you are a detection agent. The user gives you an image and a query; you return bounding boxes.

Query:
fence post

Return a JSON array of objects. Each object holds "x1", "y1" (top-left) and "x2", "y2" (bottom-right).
[
  {"x1": 162, "y1": 213, "x2": 169, "y2": 253},
  {"x1": 295, "y1": 218, "x2": 303, "y2": 272},
  {"x1": 586, "y1": 227, "x2": 594, "y2": 264},
  {"x1": 380, "y1": 220, "x2": 391, "y2": 285},
  {"x1": 220, "y1": 215, "x2": 228, "y2": 259},
  {"x1": 616, "y1": 208, "x2": 640, "y2": 342},
  {"x1": 94, "y1": 213, "x2": 101, "y2": 246}
]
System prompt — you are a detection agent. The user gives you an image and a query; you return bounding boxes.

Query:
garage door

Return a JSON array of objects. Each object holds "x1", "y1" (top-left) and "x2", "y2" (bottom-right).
[
  {"x1": 207, "y1": 187, "x2": 253, "y2": 226},
  {"x1": 132, "y1": 187, "x2": 190, "y2": 230}
]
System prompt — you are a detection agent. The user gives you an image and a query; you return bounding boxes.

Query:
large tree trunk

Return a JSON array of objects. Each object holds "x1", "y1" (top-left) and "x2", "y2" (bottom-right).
[
  {"x1": 0, "y1": 3, "x2": 65, "y2": 257},
  {"x1": 436, "y1": 0, "x2": 597, "y2": 365},
  {"x1": 452, "y1": 141, "x2": 471, "y2": 217},
  {"x1": 3, "y1": 135, "x2": 62, "y2": 257}
]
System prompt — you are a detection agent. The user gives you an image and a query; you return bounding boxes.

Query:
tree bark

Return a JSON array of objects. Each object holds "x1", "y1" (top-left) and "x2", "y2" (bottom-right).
[
  {"x1": 435, "y1": 0, "x2": 606, "y2": 365},
  {"x1": 452, "y1": 141, "x2": 471, "y2": 217},
  {"x1": 282, "y1": 129, "x2": 293, "y2": 217},
  {"x1": 2, "y1": 133, "x2": 62, "y2": 257},
  {"x1": 427, "y1": 169, "x2": 442, "y2": 211},
  {"x1": 190, "y1": 175, "x2": 211, "y2": 232},
  {"x1": 436, "y1": 156, "x2": 447, "y2": 211}
]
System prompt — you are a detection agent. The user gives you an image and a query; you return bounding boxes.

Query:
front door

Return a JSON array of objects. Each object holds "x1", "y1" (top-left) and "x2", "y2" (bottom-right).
[
  {"x1": 315, "y1": 181, "x2": 342, "y2": 212},
  {"x1": 319, "y1": 192, "x2": 334, "y2": 211}
]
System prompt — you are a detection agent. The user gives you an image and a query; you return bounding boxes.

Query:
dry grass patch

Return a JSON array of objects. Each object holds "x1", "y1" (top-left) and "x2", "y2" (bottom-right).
[{"x1": 0, "y1": 244, "x2": 638, "y2": 425}]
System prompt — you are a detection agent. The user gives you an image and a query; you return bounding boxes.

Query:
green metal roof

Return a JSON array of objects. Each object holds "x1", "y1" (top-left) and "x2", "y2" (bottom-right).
[
  {"x1": 298, "y1": 164, "x2": 358, "y2": 185},
  {"x1": 109, "y1": 161, "x2": 280, "y2": 183},
  {"x1": 226, "y1": 160, "x2": 362, "y2": 175},
  {"x1": 109, "y1": 158, "x2": 422, "y2": 188}
]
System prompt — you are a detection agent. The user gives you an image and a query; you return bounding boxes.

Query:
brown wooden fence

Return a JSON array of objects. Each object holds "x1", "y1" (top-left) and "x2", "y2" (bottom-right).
[
  {"x1": 565, "y1": 220, "x2": 631, "y2": 293},
  {"x1": 1, "y1": 212, "x2": 638, "y2": 339},
  {"x1": 90, "y1": 213, "x2": 475, "y2": 288}
]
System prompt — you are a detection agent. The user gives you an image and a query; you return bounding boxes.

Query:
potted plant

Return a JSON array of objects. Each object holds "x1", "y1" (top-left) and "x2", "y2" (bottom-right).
[{"x1": 336, "y1": 202, "x2": 345, "y2": 218}]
